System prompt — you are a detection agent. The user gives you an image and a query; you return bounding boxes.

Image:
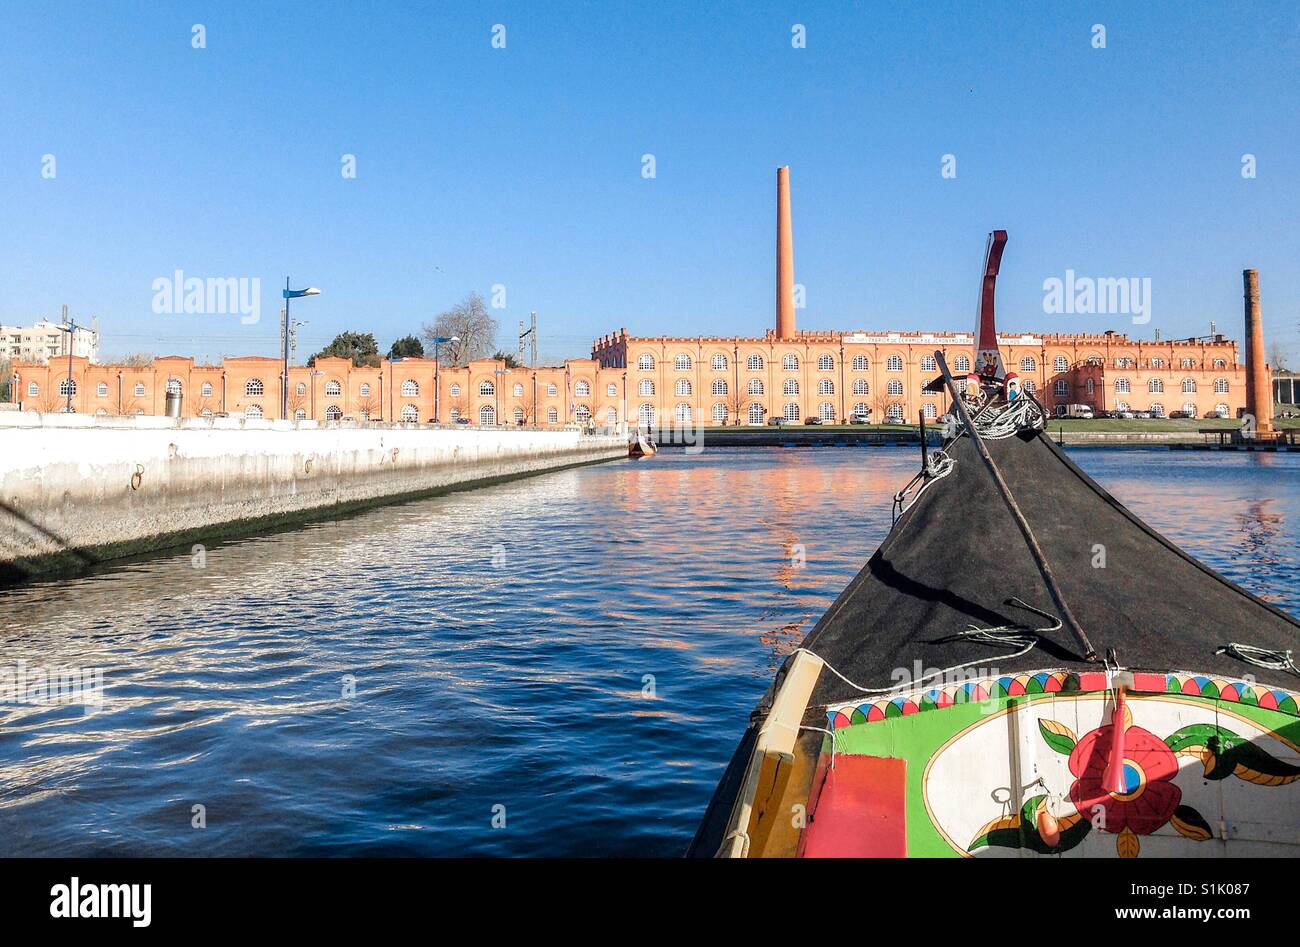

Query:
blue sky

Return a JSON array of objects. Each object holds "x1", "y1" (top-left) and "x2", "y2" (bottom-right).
[{"x1": 2, "y1": 1, "x2": 1298, "y2": 365}]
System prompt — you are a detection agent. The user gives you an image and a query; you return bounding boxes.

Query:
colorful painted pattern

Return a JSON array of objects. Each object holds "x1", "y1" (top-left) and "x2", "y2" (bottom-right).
[{"x1": 827, "y1": 670, "x2": 1300, "y2": 730}]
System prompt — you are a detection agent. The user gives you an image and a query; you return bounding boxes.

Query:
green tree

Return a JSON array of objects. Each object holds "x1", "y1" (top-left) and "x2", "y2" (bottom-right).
[
  {"x1": 388, "y1": 335, "x2": 425, "y2": 359},
  {"x1": 492, "y1": 350, "x2": 521, "y2": 369},
  {"x1": 310, "y1": 331, "x2": 381, "y2": 368}
]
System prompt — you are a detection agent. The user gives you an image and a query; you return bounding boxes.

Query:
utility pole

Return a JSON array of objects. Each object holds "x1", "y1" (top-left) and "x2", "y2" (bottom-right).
[
  {"x1": 518, "y1": 311, "x2": 537, "y2": 367},
  {"x1": 58, "y1": 318, "x2": 83, "y2": 413}
]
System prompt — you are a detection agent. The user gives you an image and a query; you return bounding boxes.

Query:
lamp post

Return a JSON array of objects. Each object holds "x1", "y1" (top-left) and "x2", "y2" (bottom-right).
[
  {"x1": 58, "y1": 320, "x2": 83, "y2": 413},
  {"x1": 429, "y1": 335, "x2": 459, "y2": 423},
  {"x1": 309, "y1": 369, "x2": 323, "y2": 419},
  {"x1": 282, "y1": 279, "x2": 321, "y2": 419}
]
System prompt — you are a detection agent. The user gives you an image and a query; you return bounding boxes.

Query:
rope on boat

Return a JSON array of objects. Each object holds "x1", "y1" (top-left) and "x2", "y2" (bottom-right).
[
  {"x1": 975, "y1": 397, "x2": 1046, "y2": 440},
  {"x1": 891, "y1": 448, "x2": 955, "y2": 524},
  {"x1": 1217, "y1": 642, "x2": 1300, "y2": 677},
  {"x1": 796, "y1": 598, "x2": 1062, "y2": 704},
  {"x1": 799, "y1": 725, "x2": 839, "y2": 769}
]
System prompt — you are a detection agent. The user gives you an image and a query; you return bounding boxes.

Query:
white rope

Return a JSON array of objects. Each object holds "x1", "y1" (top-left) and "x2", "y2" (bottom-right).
[
  {"x1": 975, "y1": 397, "x2": 1045, "y2": 440},
  {"x1": 1217, "y1": 643, "x2": 1299, "y2": 676},
  {"x1": 796, "y1": 597, "x2": 1062, "y2": 702},
  {"x1": 799, "y1": 725, "x2": 840, "y2": 769},
  {"x1": 892, "y1": 448, "x2": 955, "y2": 523}
]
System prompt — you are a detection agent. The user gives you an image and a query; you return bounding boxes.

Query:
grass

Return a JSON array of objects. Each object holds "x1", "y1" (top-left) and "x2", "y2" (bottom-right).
[{"x1": 1045, "y1": 417, "x2": 1300, "y2": 433}]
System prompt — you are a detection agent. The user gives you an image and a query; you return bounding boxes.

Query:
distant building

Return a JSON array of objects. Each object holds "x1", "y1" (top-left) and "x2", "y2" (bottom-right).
[
  {"x1": 0, "y1": 318, "x2": 98, "y2": 364},
  {"x1": 1275, "y1": 369, "x2": 1299, "y2": 409}
]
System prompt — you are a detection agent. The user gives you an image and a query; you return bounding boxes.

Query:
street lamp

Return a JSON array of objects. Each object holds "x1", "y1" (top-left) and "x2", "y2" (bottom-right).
[
  {"x1": 282, "y1": 279, "x2": 321, "y2": 419},
  {"x1": 429, "y1": 335, "x2": 459, "y2": 423}
]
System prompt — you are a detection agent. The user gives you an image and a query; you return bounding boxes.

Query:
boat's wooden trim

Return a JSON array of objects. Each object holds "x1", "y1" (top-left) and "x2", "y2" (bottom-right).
[{"x1": 717, "y1": 650, "x2": 823, "y2": 857}]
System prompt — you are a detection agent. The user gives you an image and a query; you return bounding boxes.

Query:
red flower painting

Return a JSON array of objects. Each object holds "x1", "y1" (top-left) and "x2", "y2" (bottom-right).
[{"x1": 1067, "y1": 721, "x2": 1181, "y2": 837}]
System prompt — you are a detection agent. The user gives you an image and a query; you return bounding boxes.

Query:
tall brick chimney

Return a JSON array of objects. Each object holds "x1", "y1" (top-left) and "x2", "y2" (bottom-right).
[
  {"x1": 1243, "y1": 269, "x2": 1273, "y2": 433},
  {"x1": 776, "y1": 166, "x2": 795, "y2": 339}
]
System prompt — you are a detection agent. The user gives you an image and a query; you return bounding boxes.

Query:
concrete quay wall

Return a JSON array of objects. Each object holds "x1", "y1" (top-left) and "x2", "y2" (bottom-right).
[{"x1": 0, "y1": 413, "x2": 627, "y2": 580}]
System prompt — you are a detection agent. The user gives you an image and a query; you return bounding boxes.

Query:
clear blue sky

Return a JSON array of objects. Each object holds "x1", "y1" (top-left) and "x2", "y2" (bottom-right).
[{"x1": 2, "y1": 1, "x2": 1298, "y2": 365}]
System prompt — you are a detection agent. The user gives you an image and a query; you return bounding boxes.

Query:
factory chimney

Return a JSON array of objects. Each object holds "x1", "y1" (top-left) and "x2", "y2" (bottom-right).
[
  {"x1": 1243, "y1": 269, "x2": 1273, "y2": 434},
  {"x1": 776, "y1": 166, "x2": 795, "y2": 339}
]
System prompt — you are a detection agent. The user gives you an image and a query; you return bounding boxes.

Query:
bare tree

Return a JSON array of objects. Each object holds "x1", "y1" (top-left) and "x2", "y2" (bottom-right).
[
  {"x1": 422, "y1": 293, "x2": 499, "y2": 366},
  {"x1": 1269, "y1": 340, "x2": 1289, "y2": 371},
  {"x1": 119, "y1": 353, "x2": 156, "y2": 367}
]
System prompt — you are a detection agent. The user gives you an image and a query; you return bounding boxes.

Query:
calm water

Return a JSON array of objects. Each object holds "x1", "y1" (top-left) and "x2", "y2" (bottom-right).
[{"x1": 1, "y1": 447, "x2": 1297, "y2": 856}]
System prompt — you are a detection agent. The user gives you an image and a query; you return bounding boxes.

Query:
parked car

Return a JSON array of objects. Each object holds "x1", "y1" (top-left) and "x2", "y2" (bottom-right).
[
  {"x1": 1168, "y1": 410, "x2": 1193, "y2": 419},
  {"x1": 1134, "y1": 410, "x2": 1152, "y2": 419},
  {"x1": 1063, "y1": 404, "x2": 1094, "y2": 419},
  {"x1": 1115, "y1": 410, "x2": 1136, "y2": 419},
  {"x1": 767, "y1": 417, "x2": 787, "y2": 426},
  {"x1": 803, "y1": 417, "x2": 823, "y2": 425},
  {"x1": 455, "y1": 417, "x2": 471, "y2": 425},
  {"x1": 1210, "y1": 407, "x2": 1231, "y2": 419},
  {"x1": 849, "y1": 411, "x2": 871, "y2": 425}
]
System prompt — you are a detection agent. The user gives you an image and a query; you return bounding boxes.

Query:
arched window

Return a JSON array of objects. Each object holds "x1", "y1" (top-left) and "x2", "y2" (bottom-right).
[
  {"x1": 134, "y1": 382, "x2": 147, "y2": 397},
  {"x1": 1150, "y1": 403, "x2": 1164, "y2": 417},
  {"x1": 886, "y1": 404, "x2": 904, "y2": 423},
  {"x1": 1116, "y1": 401, "x2": 1131, "y2": 412},
  {"x1": 547, "y1": 384, "x2": 557, "y2": 396},
  {"x1": 295, "y1": 408, "x2": 307, "y2": 421},
  {"x1": 1023, "y1": 380, "x2": 1036, "y2": 396},
  {"x1": 1183, "y1": 402, "x2": 1197, "y2": 416},
  {"x1": 512, "y1": 383, "x2": 524, "y2": 397},
  {"x1": 1181, "y1": 358, "x2": 1195, "y2": 369},
  {"x1": 783, "y1": 379, "x2": 799, "y2": 396},
  {"x1": 1116, "y1": 357, "x2": 1134, "y2": 369},
  {"x1": 1055, "y1": 379, "x2": 1069, "y2": 395},
  {"x1": 1215, "y1": 402, "x2": 1229, "y2": 416},
  {"x1": 783, "y1": 402, "x2": 800, "y2": 421},
  {"x1": 576, "y1": 404, "x2": 593, "y2": 424},
  {"x1": 246, "y1": 404, "x2": 265, "y2": 419},
  {"x1": 922, "y1": 403, "x2": 937, "y2": 419},
  {"x1": 27, "y1": 382, "x2": 38, "y2": 397},
  {"x1": 1150, "y1": 357, "x2": 1165, "y2": 369},
  {"x1": 1086, "y1": 379, "x2": 1095, "y2": 395},
  {"x1": 712, "y1": 379, "x2": 728, "y2": 396},
  {"x1": 640, "y1": 403, "x2": 656, "y2": 427},
  {"x1": 852, "y1": 379, "x2": 868, "y2": 395},
  {"x1": 637, "y1": 354, "x2": 655, "y2": 371},
  {"x1": 638, "y1": 379, "x2": 655, "y2": 396},
  {"x1": 480, "y1": 404, "x2": 496, "y2": 425},
  {"x1": 574, "y1": 380, "x2": 591, "y2": 396},
  {"x1": 166, "y1": 378, "x2": 182, "y2": 395},
  {"x1": 1182, "y1": 378, "x2": 1197, "y2": 393},
  {"x1": 818, "y1": 354, "x2": 834, "y2": 371},
  {"x1": 886, "y1": 355, "x2": 903, "y2": 371},
  {"x1": 675, "y1": 379, "x2": 691, "y2": 396},
  {"x1": 1213, "y1": 359, "x2": 1226, "y2": 369},
  {"x1": 245, "y1": 379, "x2": 264, "y2": 396},
  {"x1": 1149, "y1": 378, "x2": 1164, "y2": 393},
  {"x1": 450, "y1": 383, "x2": 461, "y2": 397},
  {"x1": 783, "y1": 354, "x2": 799, "y2": 371},
  {"x1": 817, "y1": 379, "x2": 834, "y2": 395},
  {"x1": 1020, "y1": 356, "x2": 1036, "y2": 372},
  {"x1": 712, "y1": 403, "x2": 727, "y2": 423},
  {"x1": 547, "y1": 407, "x2": 559, "y2": 423},
  {"x1": 674, "y1": 403, "x2": 691, "y2": 422},
  {"x1": 97, "y1": 382, "x2": 109, "y2": 396},
  {"x1": 748, "y1": 403, "x2": 764, "y2": 425},
  {"x1": 1115, "y1": 378, "x2": 1131, "y2": 393},
  {"x1": 324, "y1": 404, "x2": 341, "y2": 420},
  {"x1": 359, "y1": 383, "x2": 371, "y2": 396},
  {"x1": 919, "y1": 355, "x2": 936, "y2": 372},
  {"x1": 674, "y1": 354, "x2": 692, "y2": 371},
  {"x1": 852, "y1": 355, "x2": 869, "y2": 371},
  {"x1": 401, "y1": 404, "x2": 419, "y2": 422},
  {"x1": 607, "y1": 383, "x2": 618, "y2": 396},
  {"x1": 1053, "y1": 356, "x2": 1068, "y2": 373},
  {"x1": 401, "y1": 380, "x2": 419, "y2": 397},
  {"x1": 887, "y1": 379, "x2": 904, "y2": 396},
  {"x1": 295, "y1": 382, "x2": 307, "y2": 396},
  {"x1": 59, "y1": 378, "x2": 77, "y2": 396},
  {"x1": 606, "y1": 407, "x2": 617, "y2": 425},
  {"x1": 748, "y1": 379, "x2": 764, "y2": 395},
  {"x1": 853, "y1": 402, "x2": 869, "y2": 416},
  {"x1": 1214, "y1": 378, "x2": 1229, "y2": 393},
  {"x1": 747, "y1": 354, "x2": 764, "y2": 371},
  {"x1": 711, "y1": 354, "x2": 728, "y2": 371},
  {"x1": 818, "y1": 402, "x2": 835, "y2": 421},
  {"x1": 325, "y1": 380, "x2": 342, "y2": 396},
  {"x1": 954, "y1": 355, "x2": 971, "y2": 372},
  {"x1": 479, "y1": 380, "x2": 495, "y2": 396}
]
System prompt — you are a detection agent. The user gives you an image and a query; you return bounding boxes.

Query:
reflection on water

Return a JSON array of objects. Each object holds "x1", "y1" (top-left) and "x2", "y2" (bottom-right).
[{"x1": 0, "y1": 447, "x2": 1295, "y2": 855}]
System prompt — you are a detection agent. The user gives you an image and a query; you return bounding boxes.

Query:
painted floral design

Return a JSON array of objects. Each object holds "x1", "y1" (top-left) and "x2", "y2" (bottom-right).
[{"x1": 969, "y1": 708, "x2": 1300, "y2": 858}]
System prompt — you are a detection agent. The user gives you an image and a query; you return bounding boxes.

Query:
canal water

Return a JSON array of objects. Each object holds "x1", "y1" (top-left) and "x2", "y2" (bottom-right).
[{"x1": 1, "y1": 447, "x2": 1296, "y2": 856}]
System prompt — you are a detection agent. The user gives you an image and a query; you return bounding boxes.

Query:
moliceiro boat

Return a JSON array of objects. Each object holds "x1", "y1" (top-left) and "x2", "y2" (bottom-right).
[{"x1": 690, "y1": 232, "x2": 1300, "y2": 858}]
